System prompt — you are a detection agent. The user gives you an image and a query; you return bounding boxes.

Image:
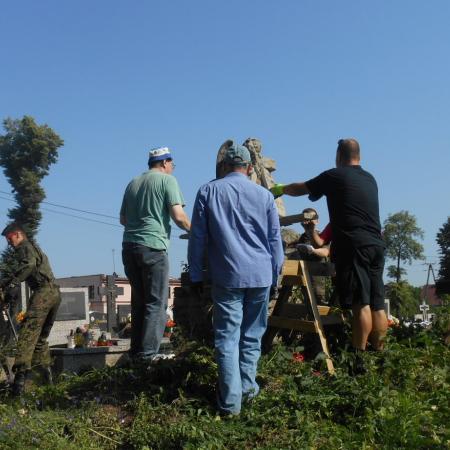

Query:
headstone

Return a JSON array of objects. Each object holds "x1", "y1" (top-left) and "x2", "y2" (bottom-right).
[
  {"x1": 89, "y1": 311, "x2": 108, "y2": 331},
  {"x1": 98, "y1": 274, "x2": 124, "y2": 333},
  {"x1": 419, "y1": 301, "x2": 430, "y2": 322},
  {"x1": 117, "y1": 304, "x2": 131, "y2": 325},
  {"x1": 384, "y1": 298, "x2": 390, "y2": 318},
  {"x1": 48, "y1": 287, "x2": 89, "y2": 347}
]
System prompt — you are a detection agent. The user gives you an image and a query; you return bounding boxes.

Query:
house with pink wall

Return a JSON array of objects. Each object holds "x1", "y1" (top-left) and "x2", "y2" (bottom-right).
[{"x1": 57, "y1": 274, "x2": 181, "y2": 315}]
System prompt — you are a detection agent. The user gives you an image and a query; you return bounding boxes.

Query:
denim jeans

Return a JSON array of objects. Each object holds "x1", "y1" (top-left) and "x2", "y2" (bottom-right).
[
  {"x1": 122, "y1": 242, "x2": 169, "y2": 360},
  {"x1": 211, "y1": 285, "x2": 270, "y2": 414}
]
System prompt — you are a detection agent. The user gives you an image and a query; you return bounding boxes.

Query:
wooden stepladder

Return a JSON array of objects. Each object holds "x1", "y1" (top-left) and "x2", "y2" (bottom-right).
[{"x1": 263, "y1": 259, "x2": 341, "y2": 374}]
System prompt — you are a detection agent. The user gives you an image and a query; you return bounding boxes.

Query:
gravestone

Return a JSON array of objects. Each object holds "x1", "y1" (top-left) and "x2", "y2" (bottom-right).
[{"x1": 48, "y1": 287, "x2": 90, "y2": 346}]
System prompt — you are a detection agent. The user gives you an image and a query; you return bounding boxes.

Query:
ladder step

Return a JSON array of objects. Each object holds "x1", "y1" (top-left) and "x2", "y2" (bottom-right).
[
  {"x1": 281, "y1": 260, "x2": 302, "y2": 276},
  {"x1": 280, "y1": 303, "x2": 307, "y2": 317},
  {"x1": 281, "y1": 275, "x2": 305, "y2": 286},
  {"x1": 305, "y1": 261, "x2": 335, "y2": 276},
  {"x1": 321, "y1": 315, "x2": 344, "y2": 326},
  {"x1": 268, "y1": 316, "x2": 318, "y2": 333}
]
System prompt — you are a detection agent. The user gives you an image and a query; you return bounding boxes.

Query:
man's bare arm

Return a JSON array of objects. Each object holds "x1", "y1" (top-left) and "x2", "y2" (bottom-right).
[
  {"x1": 283, "y1": 182, "x2": 310, "y2": 197},
  {"x1": 170, "y1": 204, "x2": 191, "y2": 232},
  {"x1": 311, "y1": 246, "x2": 330, "y2": 258}
]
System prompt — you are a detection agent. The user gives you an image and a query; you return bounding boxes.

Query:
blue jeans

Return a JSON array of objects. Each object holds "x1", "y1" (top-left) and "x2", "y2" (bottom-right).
[
  {"x1": 212, "y1": 285, "x2": 270, "y2": 414},
  {"x1": 122, "y1": 242, "x2": 169, "y2": 360}
]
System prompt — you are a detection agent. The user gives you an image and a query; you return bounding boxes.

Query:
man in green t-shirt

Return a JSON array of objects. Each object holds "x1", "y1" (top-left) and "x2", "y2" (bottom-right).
[{"x1": 120, "y1": 147, "x2": 190, "y2": 362}]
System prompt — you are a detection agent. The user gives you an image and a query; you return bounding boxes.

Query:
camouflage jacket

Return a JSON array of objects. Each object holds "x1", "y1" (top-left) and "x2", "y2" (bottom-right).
[{"x1": 0, "y1": 240, "x2": 55, "y2": 291}]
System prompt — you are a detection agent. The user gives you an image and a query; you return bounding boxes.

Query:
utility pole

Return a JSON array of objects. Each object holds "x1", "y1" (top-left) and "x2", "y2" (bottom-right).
[
  {"x1": 420, "y1": 263, "x2": 437, "y2": 323},
  {"x1": 423, "y1": 263, "x2": 437, "y2": 304},
  {"x1": 112, "y1": 249, "x2": 116, "y2": 275}
]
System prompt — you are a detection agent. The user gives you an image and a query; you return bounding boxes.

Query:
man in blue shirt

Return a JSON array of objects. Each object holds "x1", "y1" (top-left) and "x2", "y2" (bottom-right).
[{"x1": 188, "y1": 142, "x2": 284, "y2": 415}]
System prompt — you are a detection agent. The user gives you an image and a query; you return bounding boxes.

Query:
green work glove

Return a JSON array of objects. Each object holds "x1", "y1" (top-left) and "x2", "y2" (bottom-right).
[{"x1": 270, "y1": 183, "x2": 285, "y2": 198}]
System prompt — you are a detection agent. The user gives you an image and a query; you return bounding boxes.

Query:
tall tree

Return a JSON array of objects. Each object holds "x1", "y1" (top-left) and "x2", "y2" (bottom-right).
[
  {"x1": 0, "y1": 116, "x2": 63, "y2": 280},
  {"x1": 383, "y1": 210, "x2": 425, "y2": 283},
  {"x1": 0, "y1": 116, "x2": 63, "y2": 237},
  {"x1": 436, "y1": 217, "x2": 450, "y2": 296}
]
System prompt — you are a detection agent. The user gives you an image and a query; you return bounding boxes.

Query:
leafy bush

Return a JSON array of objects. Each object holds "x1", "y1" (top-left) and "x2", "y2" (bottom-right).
[{"x1": 0, "y1": 323, "x2": 449, "y2": 449}]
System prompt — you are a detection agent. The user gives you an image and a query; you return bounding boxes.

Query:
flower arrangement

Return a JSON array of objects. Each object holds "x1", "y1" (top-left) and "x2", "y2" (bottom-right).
[
  {"x1": 164, "y1": 320, "x2": 176, "y2": 337},
  {"x1": 387, "y1": 316, "x2": 400, "y2": 327}
]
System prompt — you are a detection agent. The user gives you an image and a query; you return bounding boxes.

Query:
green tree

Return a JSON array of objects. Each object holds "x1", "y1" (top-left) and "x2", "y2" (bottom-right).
[
  {"x1": 386, "y1": 265, "x2": 407, "y2": 282},
  {"x1": 386, "y1": 281, "x2": 421, "y2": 319},
  {"x1": 383, "y1": 210, "x2": 425, "y2": 283},
  {"x1": 436, "y1": 217, "x2": 450, "y2": 296},
  {"x1": 0, "y1": 115, "x2": 63, "y2": 279},
  {"x1": 0, "y1": 116, "x2": 63, "y2": 237}
]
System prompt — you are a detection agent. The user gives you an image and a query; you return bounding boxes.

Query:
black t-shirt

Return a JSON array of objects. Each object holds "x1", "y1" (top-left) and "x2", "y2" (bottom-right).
[{"x1": 305, "y1": 166, "x2": 384, "y2": 253}]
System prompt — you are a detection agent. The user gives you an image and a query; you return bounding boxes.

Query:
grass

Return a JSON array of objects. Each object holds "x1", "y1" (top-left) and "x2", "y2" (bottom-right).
[{"x1": 0, "y1": 311, "x2": 449, "y2": 450}]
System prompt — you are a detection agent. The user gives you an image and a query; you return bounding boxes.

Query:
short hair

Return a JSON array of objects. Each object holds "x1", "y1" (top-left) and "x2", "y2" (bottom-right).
[
  {"x1": 302, "y1": 208, "x2": 318, "y2": 219},
  {"x1": 337, "y1": 138, "x2": 360, "y2": 163},
  {"x1": 149, "y1": 158, "x2": 172, "y2": 169},
  {"x1": 1, "y1": 222, "x2": 26, "y2": 236}
]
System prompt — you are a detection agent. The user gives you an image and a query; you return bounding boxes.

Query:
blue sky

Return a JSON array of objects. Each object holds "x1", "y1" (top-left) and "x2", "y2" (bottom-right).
[{"x1": 0, "y1": 1, "x2": 449, "y2": 286}]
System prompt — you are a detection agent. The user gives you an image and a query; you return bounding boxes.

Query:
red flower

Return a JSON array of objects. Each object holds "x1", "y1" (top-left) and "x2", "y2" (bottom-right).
[{"x1": 292, "y1": 352, "x2": 305, "y2": 362}]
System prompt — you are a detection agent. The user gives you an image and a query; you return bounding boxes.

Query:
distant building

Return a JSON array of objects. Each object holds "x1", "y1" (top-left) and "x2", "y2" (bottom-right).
[
  {"x1": 420, "y1": 285, "x2": 443, "y2": 307},
  {"x1": 56, "y1": 274, "x2": 181, "y2": 314}
]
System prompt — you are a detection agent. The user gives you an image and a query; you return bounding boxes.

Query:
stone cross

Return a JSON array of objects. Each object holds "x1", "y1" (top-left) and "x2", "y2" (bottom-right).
[
  {"x1": 419, "y1": 301, "x2": 430, "y2": 322},
  {"x1": 98, "y1": 274, "x2": 124, "y2": 333}
]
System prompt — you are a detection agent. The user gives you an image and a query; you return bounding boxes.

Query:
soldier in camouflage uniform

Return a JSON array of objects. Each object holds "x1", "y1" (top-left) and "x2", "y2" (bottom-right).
[{"x1": 0, "y1": 222, "x2": 61, "y2": 395}]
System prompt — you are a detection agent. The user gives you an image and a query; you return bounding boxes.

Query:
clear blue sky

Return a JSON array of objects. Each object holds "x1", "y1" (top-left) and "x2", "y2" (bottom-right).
[{"x1": 1, "y1": 1, "x2": 449, "y2": 286}]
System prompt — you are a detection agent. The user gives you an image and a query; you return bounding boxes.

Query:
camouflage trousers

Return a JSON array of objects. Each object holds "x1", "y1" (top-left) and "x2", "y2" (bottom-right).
[{"x1": 13, "y1": 284, "x2": 61, "y2": 374}]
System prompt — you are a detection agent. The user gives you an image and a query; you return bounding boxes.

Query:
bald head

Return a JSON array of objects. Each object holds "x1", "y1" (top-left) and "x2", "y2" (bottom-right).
[{"x1": 336, "y1": 138, "x2": 360, "y2": 167}]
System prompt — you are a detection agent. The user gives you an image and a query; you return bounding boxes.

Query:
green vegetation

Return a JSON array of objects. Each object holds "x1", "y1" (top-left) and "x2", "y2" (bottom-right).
[
  {"x1": 383, "y1": 211, "x2": 425, "y2": 283},
  {"x1": 0, "y1": 115, "x2": 63, "y2": 282},
  {"x1": 0, "y1": 115, "x2": 63, "y2": 237},
  {"x1": 436, "y1": 217, "x2": 450, "y2": 297},
  {"x1": 1, "y1": 309, "x2": 449, "y2": 450},
  {"x1": 385, "y1": 281, "x2": 422, "y2": 319}
]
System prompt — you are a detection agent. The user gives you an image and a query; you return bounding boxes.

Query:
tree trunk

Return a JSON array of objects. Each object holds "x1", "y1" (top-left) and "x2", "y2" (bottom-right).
[{"x1": 396, "y1": 252, "x2": 401, "y2": 284}]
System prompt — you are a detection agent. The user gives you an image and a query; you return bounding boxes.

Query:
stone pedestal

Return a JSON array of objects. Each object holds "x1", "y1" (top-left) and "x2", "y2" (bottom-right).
[
  {"x1": 50, "y1": 337, "x2": 172, "y2": 374},
  {"x1": 50, "y1": 339, "x2": 131, "y2": 375}
]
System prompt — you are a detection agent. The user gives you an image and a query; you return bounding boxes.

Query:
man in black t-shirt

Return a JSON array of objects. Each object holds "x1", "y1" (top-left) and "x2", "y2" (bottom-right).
[{"x1": 271, "y1": 139, "x2": 387, "y2": 353}]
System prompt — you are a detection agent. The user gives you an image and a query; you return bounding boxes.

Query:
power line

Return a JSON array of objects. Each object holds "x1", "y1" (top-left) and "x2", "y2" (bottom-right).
[
  {"x1": 0, "y1": 190, "x2": 188, "y2": 236},
  {"x1": 0, "y1": 195, "x2": 120, "y2": 228},
  {"x1": 0, "y1": 190, "x2": 118, "y2": 219},
  {"x1": 41, "y1": 207, "x2": 122, "y2": 228},
  {"x1": 0, "y1": 195, "x2": 187, "y2": 236}
]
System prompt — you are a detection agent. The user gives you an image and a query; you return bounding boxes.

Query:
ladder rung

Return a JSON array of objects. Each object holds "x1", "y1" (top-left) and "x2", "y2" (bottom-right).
[
  {"x1": 305, "y1": 261, "x2": 335, "y2": 277},
  {"x1": 281, "y1": 275, "x2": 305, "y2": 286},
  {"x1": 321, "y1": 315, "x2": 343, "y2": 326},
  {"x1": 281, "y1": 260, "x2": 302, "y2": 276},
  {"x1": 268, "y1": 316, "x2": 318, "y2": 333}
]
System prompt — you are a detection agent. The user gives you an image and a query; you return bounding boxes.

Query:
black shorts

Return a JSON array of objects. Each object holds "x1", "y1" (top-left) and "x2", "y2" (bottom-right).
[{"x1": 334, "y1": 245, "x2": 385, "y2": 311}]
